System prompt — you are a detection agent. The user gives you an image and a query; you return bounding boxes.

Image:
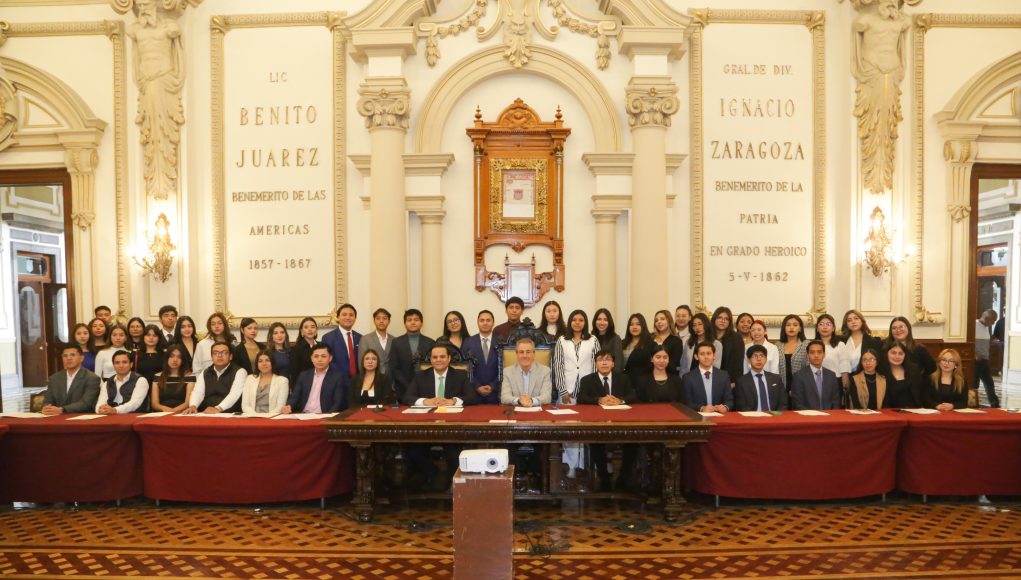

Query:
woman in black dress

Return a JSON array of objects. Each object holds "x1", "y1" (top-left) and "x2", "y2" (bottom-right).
[
  {"x1": 289, "y1": 316, "x2": 320, "y2": 385},
  {"x1": 349, "y1": 349, "x2": 395, "y2": 407},
  {"x1": 637, "y1": 345, "x2": 683, "y2": 402},
  {"x1": 134, "y1": 324, "x2": 167, "y2": 384},
  {"x1": 884, "y1": 316, "x2": 937, "y2": 377},
  {"x1": 924, "y1": 348, "x2": 970, "y2": 410},
  {"x1": 711, "y1": 306, "x2": 745, "y2": 386},
  {"x1": 622, "y1": 313, "x2": 655, "y2": 380},
  {"x1": 266, "y1": 322, "x2": 292, "y2": 381},
  {"x1": 650, "y1": 309, "x2": 684, "y2": 375},
  {"x1": 881, "y1": 343, "x2": 923, "y2": 408},
  {"x1": 151, "y1": 344, "x2": 195, "y2": 412},
  {"x1": 126, "y1": 317, "x2": 146, "y2": 354},
  {"x1": 592, "y1": 308, "x2": 624, "y2": 368},
  {"x1": 172, "y1": 315, "x2": 199, "y2": 371}
]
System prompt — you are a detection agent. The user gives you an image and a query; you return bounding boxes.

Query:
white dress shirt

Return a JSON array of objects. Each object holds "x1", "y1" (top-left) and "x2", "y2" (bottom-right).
[
  {"x1": 97, "y1": 374, "x2": 150, "y2": 413},
  {"x1": 192, "y1": 336, "x2": 215, "y2": 374},
  {"x1": 189, "y1": 365, "x2": 248, "y2": 410}
]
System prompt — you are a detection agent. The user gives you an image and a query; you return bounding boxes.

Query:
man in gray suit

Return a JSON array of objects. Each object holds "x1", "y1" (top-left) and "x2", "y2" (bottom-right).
[
  {"x1": 41, "y1": 343, "x2": 101, "y2": 415},
  {"x1": 358, "y1": 308, "x2": 393, "y2": 375},
  {"x1": 790, "y1": 340, "x2": 843, "y2": 411},
  {"x1": 500, "y1": 337, "x2": 552, "y2": 407}
]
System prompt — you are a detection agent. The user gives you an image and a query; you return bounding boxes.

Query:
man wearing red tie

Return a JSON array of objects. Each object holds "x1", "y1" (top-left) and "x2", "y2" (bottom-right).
[{"x1": 322, "y1": 304, "x2": 362, "y2": 391}]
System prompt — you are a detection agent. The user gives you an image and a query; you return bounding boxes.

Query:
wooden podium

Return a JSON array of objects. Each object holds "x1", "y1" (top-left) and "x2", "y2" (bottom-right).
[{"x1": 452, "y1": 465, "x2": 515, "y2": 579}]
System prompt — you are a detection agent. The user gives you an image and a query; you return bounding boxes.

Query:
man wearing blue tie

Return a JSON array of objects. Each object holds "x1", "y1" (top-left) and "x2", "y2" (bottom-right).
[
  {"x1": 790, "y1": 340, "x2": 842, "y2": 410},
  {"x1": 681, "y1": 342, "x2": 733, "y2": 412},
  {"x1": 734, "y1": 344, "x2": 788, "y2": 411}
]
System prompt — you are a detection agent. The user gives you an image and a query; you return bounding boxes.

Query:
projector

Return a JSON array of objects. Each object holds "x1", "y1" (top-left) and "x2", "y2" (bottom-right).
[{"x1": 458, "y1": 449, "x2": 509, "y2": 474}]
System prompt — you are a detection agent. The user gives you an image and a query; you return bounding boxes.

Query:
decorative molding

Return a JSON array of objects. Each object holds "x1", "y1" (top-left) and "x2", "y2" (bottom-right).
[
  {"x1": 0, "y1": 72, "x2": 18, "y2": 152},
  {"x1": 625, "y1": 78, "x2": 679, "y2": 128},
  {"x1": 909, "y1": 14, "x2": 1021, "y2": 325},
  {"x1": 947, "y1": 203, "x2": 971, "y2": 223},
  {"x1": 688, "y1": 9, "x2": 827, "y2": 323},
  {"x1": 414, "y1": 45, "x2": 622, "y2": 153},
  {"x1": 357, "y1": 78, "x2": 410, "y2": 130},
  {"x1": 210, "y1": 12, "x2": 348, "y2": 327},
  {"x1": 415, "y1": 0, "x2": 619, "y2": 70}
]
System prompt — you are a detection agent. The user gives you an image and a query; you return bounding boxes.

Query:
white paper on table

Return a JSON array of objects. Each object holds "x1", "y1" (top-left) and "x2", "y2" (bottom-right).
[
  {"x1": 401, "y1": 407, "x2": 433, "y2": 414},
  {"x1": 513, "y1": 406, "x2": 543, "y2": 413},
  {"x1": 738, "y1": 411, "x2": 772, "y2": 417},
  {"x1": 295, "y1": 413, "x2": 335, "y2": 420},
  {"x1": 240, "y1": 412, "x2": 279, "y2": 418},
  {"x1": 546, "y1": 408, "x2": 579, "y2": 415},
  {"x1": 847, "y1": 409, "x2": 881, "y2": 415},
  {"x1": 435, "y1": 407, "x2": 464, "y2": 414},
  {"x1": 177, "y1": 412, "x2": 239, "y2": 418},
  {"x1": 600, "y1": 404, "x2": 632, "y2": 410},
  {"x1": 137, "y1": 411, "x2": 174, "y2": 419},
  {"x1": 66, "y1": 414, "x2": 105, "y2": 421},
  {"x1": 270, "y1": 414, "x2": 300, "y2": 420},
  {"x1": 900, "y1": 408, "x2": 941, "y2": 415},
  {"x1": 489, "y1": 419, "x2": 517, "y2": 424},
  {"x1": 0, "y1": 412, "x2": 49, "y2": 418},
  {"x1": 953, "y1": 408, "x2": 985, "y2": 414},
  {"x1": 794, "y1": 410, "x2": 830, "y2": 416},
  {"x1": 699, "y1": 411, "x2": 723, "y2": 417}
]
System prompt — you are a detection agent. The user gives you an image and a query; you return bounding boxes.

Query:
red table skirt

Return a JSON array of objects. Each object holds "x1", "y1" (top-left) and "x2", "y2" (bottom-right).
[
  {"x1": 0, "y1": 415, "x2": 142, "y2": 502},
  {"x1": 345, "y1": 403, "x2": 696, "y2": 423},
  {"x1": 898, "y1": 410, "x2": 1021, "y2": 495},
  {"x1": 685, "y1": 411, "x2": 907, "y2": 499},
  {"x1": 134, "y1": 416, "x2": 353, "y2": 503}
]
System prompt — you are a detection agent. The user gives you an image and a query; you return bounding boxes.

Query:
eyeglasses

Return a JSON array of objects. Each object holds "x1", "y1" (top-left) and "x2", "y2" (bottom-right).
[
  {"x1": 212, "y1": 351, "x2": 230, "y2": 357},
  {"x1": 939, "y1": 358, "x2": 956, "y2": 364}
]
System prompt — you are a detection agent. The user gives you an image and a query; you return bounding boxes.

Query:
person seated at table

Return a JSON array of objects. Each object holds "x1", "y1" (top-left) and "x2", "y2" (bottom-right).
[
  {"x1": 241, "y1": 350, "x2": 289, "y2": 415},
  {"x1": 282, "y1": 342, "x2": 346, "y2": 414},
  {"x1": 923, "y1": 348, "x2": 970, "y2": 411},
  {"x1": 734, "y1": 344, "x2": 787, "y2": 412},
  {"x1": 847, "y1": 349, "x2": 886, "y2": 410},
  {"x1": 404, "y1": 344, "x2": 476, "y2": 491},
  {"x1": 500, "y1": 337, "x2": 552, "y2": 407},
  {"x1": 578, "y1": 350, "x2": 637, "y2": 491},
  {"x1": 681, "y1": 342, "x2": 733, "y2": 413},
  {"x1": 881, "y1": 343, "x2": 923, "y2": 408},
  {"x1": 349, "y1": 348, "x2": 396, "y2": 408},
  {"x1": 185, "y1": 341, "x2": 247, "y2": 414},
  {"x1": 151, "y1": 345, "x2": 195, "y2": 413},
  {"x1": 41, "y1": 343, "x2": 101, "y2": 415},
  {"x1": 790, "y1": 340, "x2": 842, "y2": 411},
  {"x1": 635, "y1": 345, "x2": 683, "y2": 403},
  {"x1": 96, "y1": 350, "x2": 150, "y2": 414}
]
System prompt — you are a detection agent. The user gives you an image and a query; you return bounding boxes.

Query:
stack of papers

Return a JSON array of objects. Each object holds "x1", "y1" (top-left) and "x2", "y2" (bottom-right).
[
  {"x1": 547, "y1": 408, "x2": 578, "y2": 415},
  {"x1": 240, "y1": 412, "x2": 278, "y2": 418},
  {"x1": 953, "y1": 408, "x2": 985, "y2": 414},
  {"x1": 698, "y1": 411, "x2": 723, "y2": 417},
  {"x1": 435, "y1": 406, "x2": 463, "y2": 414},
  {"x1": 177, "y1": 413, "x2": 238, "y2": 418},
  {"x1": 847, "y1": 409, "x2": 881, "y2": 415},
  {"x1": 900, "y1": 408, "x2": 940, "y2": 415},
  {"x1": 270, "y1": 413, "x2": 335, "y2": 421},
  {"x1": 0, "y1": 412, "x2": 49, "y2": 419},
  {"x1": 600, "y1": 404, "x2": 632, "y2": 410},
  {"x1": 738, "y1": 411, "x2": 771, "y2": 417},
  {"x1": 137, "y1": 411, "x2": 174, "y2": 418},
  {"x1": 401, "y1": 407, "x2": 433, "y2": 414},
  {"x1": 794, "y1": 410, "x2": 829, "y2": 416},
  {"x1": 67, "y1": 414, "x2": 105, "y2": 421},
  {"x1": 512, "y1": 406, "x2": 543, "y2": 413}
]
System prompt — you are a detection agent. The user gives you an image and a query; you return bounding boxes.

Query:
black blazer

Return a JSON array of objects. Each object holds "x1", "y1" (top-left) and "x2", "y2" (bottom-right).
[
  {"x1": 389, "y1": 334, "x2": 436, "y2": 401},
  {"x1": 634, "y1": 373, "x2": 683, "y2": 403},
  {"x1": 232, "y1": 341, "x2": 264, "y2": 375},
  {"x1": 717, "y1": 333, "x2": 746, "y2": 385},
  {"x1": 349, "y1": 372, "x2": 396, "y2": 407},
  {"x1": 577, "y1": 371, "x2": 637, "y2": 405},
  {"x1": 790, "y1": 366, "x2": 842, "y2": 410},
  {"x1": 402, "y1": 367, "x2": 476, "y2": 406},
  {"x1": 843, "y1": 334, "x2": 883, "y2": 374},
  {"x1": 681, "y1": 367, "x2": 734, "y2": 410},
  {"x1": 288, "y1": 339, "x2": 317, "y2": 385},
  {"x1": 655, "y1": 335, "x2": 685, "y2": 375},
  {"x1": 922, "y1": 378, "x2": 970, "y2": 409},
  {"x1": 622, "y1": 341, "x2": 655, "y2": 379},
  {"x1": 733, "y1": 370, "x2": 788, "y2": 411},
  {"x1": 287, "y1": 367, "x2": 346, "y2": 413}
]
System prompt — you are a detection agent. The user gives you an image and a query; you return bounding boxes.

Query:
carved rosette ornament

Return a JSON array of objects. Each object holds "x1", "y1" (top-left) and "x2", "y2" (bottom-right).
[
  {"x1": 850, "y1": 0, "x2": 922, "y2": 194},
  {"x1": 357, "y1": 86, "x2": 411, "y2": 130},
  {"x1": 625, "y1": 83, "x2": 680, "y2": 128}
]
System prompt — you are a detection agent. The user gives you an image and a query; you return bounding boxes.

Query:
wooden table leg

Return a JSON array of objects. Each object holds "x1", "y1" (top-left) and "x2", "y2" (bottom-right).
[
  {"x1": 352, "y1": 443, "x2": 375, "y2": 522},
  {"x1": 661, "y1": 444, "x2": 684, "y2": 522}
]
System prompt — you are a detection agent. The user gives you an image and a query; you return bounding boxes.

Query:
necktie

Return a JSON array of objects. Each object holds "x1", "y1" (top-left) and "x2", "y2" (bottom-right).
[
  {"x1": 704, "y1": 371, "x2": 712, "y2": 407},
  {"x1": 437, "y1": 373, "x2": 446, "y2": 399},
  {"x1": 346, "y1": 331, "x2": 356, "y2": 377},
  {"x1": 814, "y1": 370, "x2": 823, "y2": 403},
  {"x1": 756, "y1": 373, "x2": 769, "y2": 412},
  {"x1": 603, "y1": 375, "x2": 610, "y2": 395},
  {"x1": 482, "y1": 337, "x2": 489, "y2": 363}
]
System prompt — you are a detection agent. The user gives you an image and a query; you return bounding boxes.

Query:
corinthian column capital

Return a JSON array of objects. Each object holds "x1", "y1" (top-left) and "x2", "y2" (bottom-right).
[
  {"x1": 357, "y1": 78, "x2": 411, "y2": 130},
  {"x1": 625, "y1": 77, "x2": 679, "y2": 128}
]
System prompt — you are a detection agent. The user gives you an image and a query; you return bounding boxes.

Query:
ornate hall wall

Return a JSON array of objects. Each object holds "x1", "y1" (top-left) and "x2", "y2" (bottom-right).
[{"x1": 0, "y1": 0, "x2": 1019, "y2": 400}]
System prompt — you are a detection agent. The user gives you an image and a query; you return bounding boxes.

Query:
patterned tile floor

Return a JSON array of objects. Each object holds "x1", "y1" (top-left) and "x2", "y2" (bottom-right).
[{"x1": 1, "y1": 497, "x2": 1019, "y2": 578}]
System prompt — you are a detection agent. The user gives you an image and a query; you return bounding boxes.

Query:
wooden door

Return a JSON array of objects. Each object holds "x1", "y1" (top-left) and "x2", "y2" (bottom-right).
[{"x1": 18, "y1": 281, "x2": 48, "y2": 388}]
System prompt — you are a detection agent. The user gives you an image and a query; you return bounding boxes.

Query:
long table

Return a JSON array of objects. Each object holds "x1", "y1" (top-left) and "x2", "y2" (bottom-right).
[
  {"x1": 0, "y1": 414, "x2": 142, "y2": 503},
  {"x1": 134, "y1": 415, "x2": 353, "y2": 504},
  {"x1": 898, "y1": 409, "x2": 1021, "y2": 496},
  {"x1": 325, "y1": 403, "x2": 712, "y2": 522}
]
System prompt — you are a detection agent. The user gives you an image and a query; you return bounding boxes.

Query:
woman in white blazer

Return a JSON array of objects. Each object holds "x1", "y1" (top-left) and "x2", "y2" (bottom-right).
[
  {"x1": 553, "y1": 309, "x2": 600, "y2": 479},
  {"x1": 241, "y1": 350, "x2": 289, "y2": 414}
]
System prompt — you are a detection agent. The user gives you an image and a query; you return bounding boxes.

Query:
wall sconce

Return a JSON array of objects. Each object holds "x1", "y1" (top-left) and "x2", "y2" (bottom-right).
[
  {"x1": 130, "y1": 212, "x2": 176, "y2": 283},
  {"x1": 861, "y1": 206, "x2": 914, "y2": 277}
]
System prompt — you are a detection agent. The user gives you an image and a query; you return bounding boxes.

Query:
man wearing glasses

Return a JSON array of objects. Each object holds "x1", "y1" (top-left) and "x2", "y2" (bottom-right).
[{"x1": 185, "y1": 341, "x2": 247, "y2": 413}]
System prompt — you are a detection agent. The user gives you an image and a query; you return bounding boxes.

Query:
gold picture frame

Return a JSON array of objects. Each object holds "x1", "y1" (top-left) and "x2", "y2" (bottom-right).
[{"x1": 489, "y1": 158, "x2": 548, "y2": 234}]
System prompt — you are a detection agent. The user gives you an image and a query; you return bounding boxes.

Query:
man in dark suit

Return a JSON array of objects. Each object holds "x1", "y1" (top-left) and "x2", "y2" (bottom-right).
[
  {"x1": 577, "y1": 350, "x2": 637, "y2": 490},
  {"x1": 681, "y1": 342, "x2": 734, "y2": 412},
  {"x1": 321, "y1": 303, "x2": 361, "y2": 382},
  {"x1": 388, "y1": 309, "x2": 434, "y2": 401},
  {"x1": 41, "y1": 343, "x2": 101, "y2": 415},
  {"x1": 283, "y1": 343, "x2": 347, "y2": 414},
  {"x1": 403, "y1": 344, "x2": 477, "y2": 491},
  {"x1": 734, "y1": 344, "x2": 788, "y2": 412},
  {"x1": 462, "y1": 309, "x2": 500, "y2": 404},
  {"x1": 790, "y1": 340, "x2": 842, "y2": 410}
]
